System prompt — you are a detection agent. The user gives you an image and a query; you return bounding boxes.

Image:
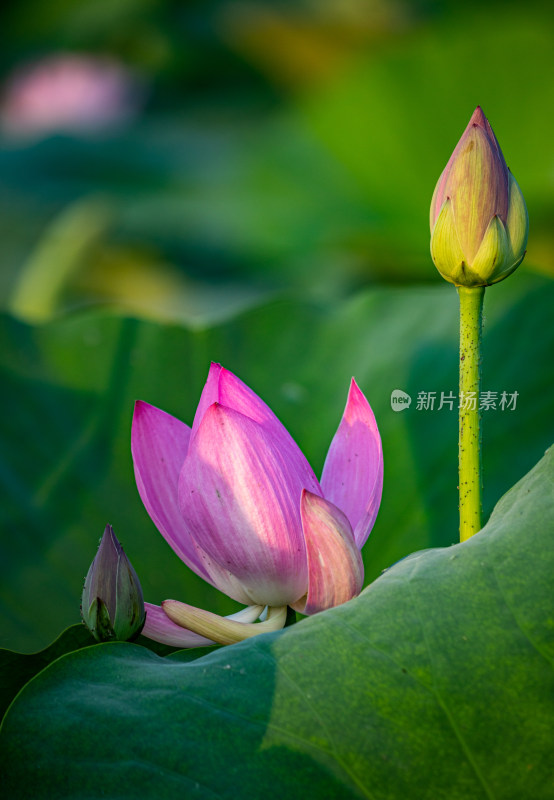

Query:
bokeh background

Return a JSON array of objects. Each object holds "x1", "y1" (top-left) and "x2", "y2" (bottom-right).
[{"x1": 1, "y1": 0, "x2": 553, "y2": 651}]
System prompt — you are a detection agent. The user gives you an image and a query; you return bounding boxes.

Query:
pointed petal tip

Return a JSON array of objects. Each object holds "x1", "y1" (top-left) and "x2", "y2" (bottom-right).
[
  {"x1": 345, "y1": 379, "x2": 379, "y2": 430},
  {"x1": 470, "y1": 105, "x2": 487, "y2": 125},
  {"x1": 132, "y1": 401, "x2": 161, "y2": 439},
  {"x1": 300, "y1": 487, "x2": 318, "y2": 506},
  {"x1": 212, "y1": 362, "x2": 244, "y2": 388},
  {"x1": 198, "y1": 399, "x2": 229, "y2": 424},
  {"x1": 198, "y1": 363, "x2": 274, "y2": 431},
  {"x1": 348, "y1": 378, "x2": 371, "y2": 410},
  {"x1": 133, "y1": 398, "x2": 147, "y2": 417},
  {"x1": 320, "y1": 379, "x2": 383, "y2": 544},
  {"x1": 132, "y1": 399, "x2": 164, "y2": 425},
  {"x1": 104, "y1": 523, "x2": 122, "y2": 553}
]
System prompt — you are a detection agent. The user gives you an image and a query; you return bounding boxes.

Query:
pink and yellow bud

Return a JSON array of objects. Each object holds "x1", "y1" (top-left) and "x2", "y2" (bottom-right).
[{"x1": 430, "y1": 107, "x2": 528, "y2": 287}]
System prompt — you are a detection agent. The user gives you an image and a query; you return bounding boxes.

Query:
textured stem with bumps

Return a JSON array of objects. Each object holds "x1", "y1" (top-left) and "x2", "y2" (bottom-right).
[{"x1": 458, "y1": 286, "x2": 485, "y2": 541}]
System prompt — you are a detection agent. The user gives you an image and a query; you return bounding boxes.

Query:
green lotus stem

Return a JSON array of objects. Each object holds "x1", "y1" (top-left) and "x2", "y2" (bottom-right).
[{"x1": 458, "y1": 286, "x2": 485, "y2": 541}]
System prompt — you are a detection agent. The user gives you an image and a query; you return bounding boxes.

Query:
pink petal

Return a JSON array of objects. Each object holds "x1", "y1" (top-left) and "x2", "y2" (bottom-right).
[
  {"x1": 178, "y1": 403, "x2": 311, "y2": 607},
  {"x1": 132, "y1": 401, "x2": 197, "y2": 569},
  {"x1": 192, "y1": 363, "x2": 321, "y2": 495},
  {"x1": 193, "y1": 362, "x2": 282, "y2": 432},
  {"x1": 293, "y1": 490, "x2": 364, "y2": 615},
  {"x1": 132, "y1": 401, "x2": 253, "y2": 605},
  {"x1": 142, "y1": 602, "x2": 264, "y2": 648},
  {"x1": 142, "y1": 602, "x2": 215, "y2": 648},
  {"x1": 217, "y1": 365, "x2": 288, "y2": 428},
  {"x1": 320, "y1": 379, "x2": 383, "y2": 548},
  {"x1": 190, "y1": 362, "x2": 224, "y2": 441}
]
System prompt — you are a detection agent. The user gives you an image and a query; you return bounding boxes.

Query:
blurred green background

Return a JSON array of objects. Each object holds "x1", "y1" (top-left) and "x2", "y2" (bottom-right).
[{"x1": 1, "y1": 0, "x2": 553, "y2": 651}]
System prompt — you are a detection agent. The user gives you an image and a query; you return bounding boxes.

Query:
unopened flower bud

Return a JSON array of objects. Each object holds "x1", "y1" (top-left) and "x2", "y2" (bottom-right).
[
  {"x1": 430, "y1": 106, "x2": 528, "y2": 287},
  {"x1": 81, "y1": 524, "x2": 145, "y2": 642}
]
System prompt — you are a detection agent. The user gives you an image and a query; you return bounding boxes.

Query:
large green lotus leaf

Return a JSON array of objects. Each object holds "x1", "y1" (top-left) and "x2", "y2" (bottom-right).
[
  {"x1": 0, "y1": 623, "x2": 201, "y2": 723},
  {"x1": 1, "y1": 446, "x2": 552, "y2": 799},
  {"x1": 0, "y1": 274, "x2": 552, "y2": 651},
  {"x1": 0, "y1": 625, "x2": 93, "y2": 723}
]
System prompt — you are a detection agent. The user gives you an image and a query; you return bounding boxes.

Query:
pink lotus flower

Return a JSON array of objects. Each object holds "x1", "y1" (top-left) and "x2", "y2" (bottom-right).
[
  {"x1": 0, "y1": 54, "x2": 143, "y2": 139},
  {"x1": 132, "y1": 363, "x2": 382, "y2": 647}
]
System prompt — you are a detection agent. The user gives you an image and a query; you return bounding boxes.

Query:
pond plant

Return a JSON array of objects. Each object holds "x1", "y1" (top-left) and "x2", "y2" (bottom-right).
[
  {"x1": 0, "y1": 108, "x2": 552, "y2": 800},
  {"x1": 430, "y1": 106, "x2": 528, "y2": 541}
]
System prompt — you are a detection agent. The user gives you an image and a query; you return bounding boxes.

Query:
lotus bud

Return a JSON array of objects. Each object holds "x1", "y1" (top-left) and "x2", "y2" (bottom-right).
[
  {"x1": 430, "y1": 106, "x2": 528, "y2": 287},
  {"x1": 81, "y1": 524, "x2": 145, "y2": 642}
]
